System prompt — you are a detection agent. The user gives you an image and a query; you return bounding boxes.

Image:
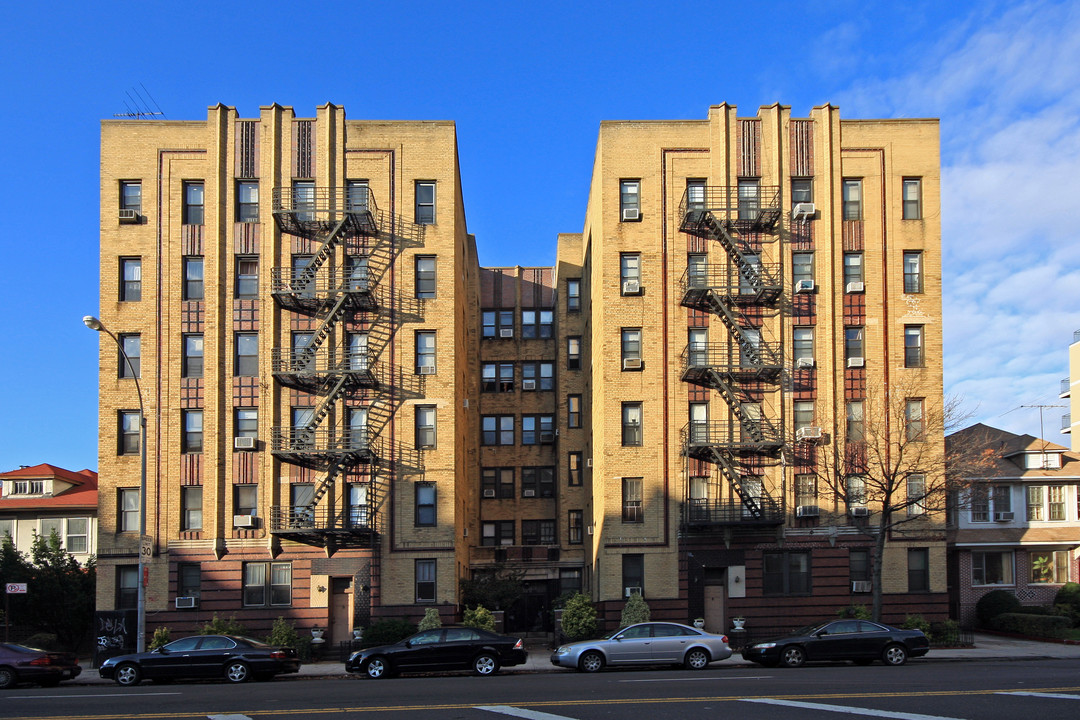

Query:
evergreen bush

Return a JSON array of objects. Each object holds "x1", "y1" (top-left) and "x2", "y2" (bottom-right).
[
  {"x1": 989, "y1": 612, "x2": 1072, "y2": 638},
  {"x1": 463, "y1": 606, "x2": 496, "y2": 632},
  {"x1": 560, "y1": 593, "x2": 597, "y2": 641},
  {"x1": 975, "y1": 589, "x2": 1021, "y2": 627},
  {"x1": 619, "y1": 593, "x2": 651, "y2": 628},
  {"x1": 200, "y1": 614, "x2": 247, "y2": 636},
  {"x1": 1053, "y1": 582, "x2": 1080, "y2": 626},
  {"x1": 149, "y1": 626, "x2": 172, "y2": 650},
  {"x1": 418, "y1": 607, "x2": 443, "y2": 631}
]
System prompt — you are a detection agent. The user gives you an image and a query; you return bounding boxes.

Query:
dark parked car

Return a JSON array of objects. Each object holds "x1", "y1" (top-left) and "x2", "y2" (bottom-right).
[
  {"x1": 742, "y1": 619, "x2": 929, "y2": 667},
  {"x1": 346, "y1": 627, "x2": 527, "y2": 678},
  {"x1": 550, "y1": 622, "x2": 732, "y2": 672},
  {"x1": 99, "y1": 635, "x2": 300, "y2": 686},
  {"x1": 0, "y1": 644, "x2": 82, "y2": 689}
]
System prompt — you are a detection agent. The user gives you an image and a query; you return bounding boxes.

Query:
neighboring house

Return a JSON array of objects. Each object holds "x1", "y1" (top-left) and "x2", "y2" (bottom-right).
[
  {"x1": 0, "y1": 464, "x2": 98, "y2": 562},
  {"x1": 946, "y1": 424, "x2": 1080, "y2": 626}
]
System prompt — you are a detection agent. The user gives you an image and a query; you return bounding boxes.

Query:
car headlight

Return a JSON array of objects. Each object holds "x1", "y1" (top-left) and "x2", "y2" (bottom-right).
[
  {"x1": 752, "y1": 642, "x2": 776, "y2": 649},
  {"x1": 554, "y1": 647, "x2": 569, "y2": 655}
]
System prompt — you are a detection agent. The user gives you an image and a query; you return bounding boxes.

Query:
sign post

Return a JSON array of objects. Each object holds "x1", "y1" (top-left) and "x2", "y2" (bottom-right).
[{"x1": 5, "y1": 582, "x2": 27, "y2": 642}]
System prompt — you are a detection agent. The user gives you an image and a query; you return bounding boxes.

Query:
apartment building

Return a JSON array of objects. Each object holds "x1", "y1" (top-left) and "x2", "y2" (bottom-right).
[
  {"x1": 93, "y1": 102, "x2": 945, "y2": 647},
  {"x1": 1064, "y1": 330, "x2": 1078, "y2": 450}
]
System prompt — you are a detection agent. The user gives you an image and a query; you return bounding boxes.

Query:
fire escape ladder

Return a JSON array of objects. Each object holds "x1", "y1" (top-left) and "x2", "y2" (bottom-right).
[
  {"x1": 296, "y1": 293, "x2": 350, "y2": 370},
  {"x1": 704, "y1": 447, "x2": 765, "y2": 519},
  {"x1": 307, "y1": 457, "x2": 347, "y2": 517},
  {"x1": 703, "y1": 368, "x2": 764, "y2": 443},
  {"x1": 296, "y1": 375, "x2": 350, "y2": 445},
  {"x1": 296, "y1": 217, "x2": 350, "y2": 290}
]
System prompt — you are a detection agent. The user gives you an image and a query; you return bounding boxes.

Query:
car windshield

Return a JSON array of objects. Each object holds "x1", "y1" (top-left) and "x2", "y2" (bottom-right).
[{"x1": 794, "y1": 622, "x2": 831, "y2": 636}]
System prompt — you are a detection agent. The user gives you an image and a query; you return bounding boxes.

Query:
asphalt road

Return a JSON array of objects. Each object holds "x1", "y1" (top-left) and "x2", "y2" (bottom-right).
[{"x1": 2, "y1": 658, "x2": 1079, "y2": 720}]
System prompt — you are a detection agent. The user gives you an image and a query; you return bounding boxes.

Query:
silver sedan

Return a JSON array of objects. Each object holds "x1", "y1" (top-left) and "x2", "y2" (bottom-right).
[{"x1": 551, "y1": 622, "x2": 732, "y2": 672}]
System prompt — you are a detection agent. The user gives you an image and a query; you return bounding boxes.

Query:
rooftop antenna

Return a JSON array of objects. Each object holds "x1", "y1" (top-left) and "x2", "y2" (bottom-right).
[
  {"x1": 1016, "y1": 404, "x2": 1066, "y2": 468},
  {"x1": 114, "y1": 84, "x2": 166, "y2": 120}
]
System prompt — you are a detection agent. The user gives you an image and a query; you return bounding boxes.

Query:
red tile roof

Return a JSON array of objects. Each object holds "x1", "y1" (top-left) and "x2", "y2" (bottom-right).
[{"x1": 0, "y1": 464, "x2": 98, "y2": 510}]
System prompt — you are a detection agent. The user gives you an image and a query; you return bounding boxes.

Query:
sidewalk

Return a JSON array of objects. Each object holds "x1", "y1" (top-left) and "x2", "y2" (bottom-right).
[{"x1": 69, "y1": 634, "x2": 1080, "y2": 685}]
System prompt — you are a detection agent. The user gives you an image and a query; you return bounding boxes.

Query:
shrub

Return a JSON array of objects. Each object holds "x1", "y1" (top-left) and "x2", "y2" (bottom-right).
[
  {"x1": 560, "y1": 593, "x2": 597, "y2": 641},
  {"x1": 267, "y1": 617, "x2": 301, "y2": 648},
  {"x1": 975, "y1": 589, "x2": 1021, "y2": 627},
  {"x1": 200, "y1": 614, "x2": 246, "y2": 636},
  {"x1": 989, "y1": 612, "x2": 1072, "y2": 639},
  {"x1": 901, "y1": 614, "x2": 931, "y2": 635},
  {"x1": 149, "y1": 626, "x2": 172, "y2": 650},
  {"x1": 363, "y1": 619, "x2": 417, "y2": 646},
  {"x1": 463, "y1": 606, "x2": 496, "y2": 632},
  {"x1": 24, "y1": 633, "x2": 58, "y2": 650},
  {"x1": 1053, "y1": 582, "x2": 1080, "y2": 627},
  {"x1": 418, "y1": 607, "x2": 443, "y2": 631},
  {"x1": 837, "y1": 604, "x2": 870, "y2": 620},
  {"x1": 929, "y1": 619, "x2": 962, "y2": 646},
  {"x1": 620, "y1": 593, "x2": 651, "y2": 628}
]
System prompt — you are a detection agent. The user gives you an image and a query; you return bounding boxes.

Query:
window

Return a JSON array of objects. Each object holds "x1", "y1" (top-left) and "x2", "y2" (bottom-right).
[
  {"x1": 521, "y1": 310, "x2": 554, "y2": 339},
  {"x1": 236, "y1": 257, "x2": 259, "y2": 298},
  {"x1": 521, "y1": 467, "x2": 555, "y2": 498},
  {"x1": 13, "y1": 480, "x2": 44, "y2": 495},
  {"x1": 235, "y1": 332, "x2": 258, "y2": 376},
  {"x1": 120, "y1": 181, "x2": 142, "y2": 213},
  {"x1": 568, "y1": 510, "x2": 583, "y2": 544},
  {"x1": 293, "y1": 180, "x2": 315, "y2": 222},
  {"x1": 234, "y1": 484, "x2": 257, "y2": 516},
  {"x1": 1027, "y1": 486, "x2": 1045, "y2": 521},
  {"x1": 906, "y1": 474, "x2": 927, "y2": 516},
  {"x1": 39, "y1": 518, "x2": 87, "y2": 553},
  {"x1": 568, "y1": 394, "x2": 582, "y2": 428},
  {"x1": 482, "y1": 468, "x2": 515, "y2": 499},
  {"x1": 292, "y1": 254, "x2": 314, "y2": 298},
  {"x1": 842, "y1": 178, "x2": 862, "y2": 220},
  {"x1": 235, "y1": 408, "x2": 258, "y2": 440},
  {"x1": 415, "y1": 181, "x2": 436, "y2": 225},
  {"x1": 292, "y1": 332, "x2": 313, "y2": 371},
  {"x1": 182, "y1": 410, "x2": 203, "y2": 453},
  {"x1": 619, "y1": 180, "x2": 640, "y2": 220},
  {"x1": 622, "y1": 477, "x2": 643, "y2": 522},
  {"x1": 567, "y1": 279, "x2": 581, "y2": 312},
  {"x1": 1030, "y1": 550, "x2": 1071, "y2": 584},
  {"x1": 687, "y1": 179, "x2": 706, "y2": 211},
  {"x1": 182, "y1": 334, "x2": 204, "y2": 379},
  {"x1": 622, "y1": 554, "x2": 644, "y2": 595},
  {"x1": 178, "y1": 563, "x2": 201, "y2": 601},
  {"x1": 621, "y1": 328, "x2": 642, "y2": 368},
  {"x1": 347, "y1": 484, "x2": 369, "y2": 528},
  {"x1": 119, "y1": 411, "x2": 140, "y2": 455},
  {"x1": 415, "y1": 483, "x2": 436, "y2": 526},
  {"x1": 792, "y1": 178, "x2": 813, "y2": 204},
  {"x1": 845, "y1": 327, "x2": 864, "y2": 361},
  {"x1": 416, "y1": 331, "x2": 436, "y2": 374},
  {"x1": 903, "y1": 251, "x2": 923, "y2": 293},
  {"x1": 521, "y1": 520, "x2": 557, "y2": 546},
  {"x1": 346, "y1": 255, "x2": 369, "y2": 292},
  {"x1": 481, "y1": 363, "x2": 514, "y2": 393},
  {"x1": 793, "y1": 327, "x2": 814, "y2": 365},
  {"x1": 972, "y1": 551, "x2": 1014, "y2": 585},
  {"x1": 118, "y1": 488, "x2": 139, "y2": 532},
  {"x1": 346, "y1": 179, "x2": 369, "y2": 213},
  {"x1": 795, "y1": 474, "x2": 817, "y2": 510},
  {"x1": 120, "y1": 258, "x2": 141, "y2": 301},
  {"x1": 181, "y1": 486, "x2": 203, "y2": 531},
  {"x1": 902, "y1": 178, "x2": 922, "y2": 219},
  {"x1": 567, "y1": 336, "x2": 582, "y2": 370},
  {"x1": 481, "y1": 521, "x2": 515, "y2": 546},
  {"x1": 905, "y1": 399, "x2": 924, "y2": 441},
  {"x1": 568, "y1": 452, "x2": 583, "y2": 487},
  {"x1": 415, "y1": 256, "x2": 436, "y2": 298},
  {"x1": 622, "y1": 403, "x2": 643, "y2": 446},
  {"x1": 792, "y1": 252, "x2": 813, "y2": 286},
  {"x1": 843, "y1": 252, "x2": 864, "y2": 288},
  {"x1": 290, "y1": 483, "x2": 314, "y2": 524},
  {"x1": 620, "y1": 254, "x2": 642, "y2": 293},
  {"x1": 1049, "y1": 485, "x2": 1067, "y2": 521},
  {"x1": 521, "y1": 361, "x2": 553, "y2": 391},
  {"x1": 482, "y1": 310, "x2": 515, "y2": 339},
  {"x1": 738, "y1": 178, "x2": 760, "y2": 221},
  {"x1": 415, "y1": 406, "x2": 436, "y2": 449},
  {"x1": 793, "y1": 401, "x2": 815, "y2": 432},
  {"x1": 243, "y1": 561, "x2": 291, "y2": 607},
  {"x1": 117, "y1": 566, "x2": 138, "y2": 609},
  {"x1": 849, "y1": 549, "x2": 871, "y2": 587},
  {"x1": 763, "y1": 551, "x2": 811, "y2": 595},
  {"x1": 415, "y1": 559, "x2": 436, "y2": 602},
  {"x1": 183, "y1": 182, "x2": 204, "y2": 225},
  {"x1": 119, "y1": 334, "x2": 140, "y2": 378},
  {"x1": 904, "y1": 325, "x2": 924, "y2": 367},
  {"x1": 184, "y1": 257, "x2": 204, "y2": 301},
  {"x1": 908, "y1": 548, "x2": 929, "y2": 592},
  {"x1": 0, "y1": 519, "x2": 13, "y2": 543},
  {"x1": 521, "y1": 415, "x2": 554, "y2": 445},
  {"x1": 847, "y1": 475, "x2": 867, "y2": 507},
  {"x1": 482, "y1": 415, "x2": 514, "y2": 446},
  {"x1": 347, "y1": 332, "x2": 369, "y2": 372},
  {"x1": 237, "y1": 181, "x2": 259, "y2": 222}
]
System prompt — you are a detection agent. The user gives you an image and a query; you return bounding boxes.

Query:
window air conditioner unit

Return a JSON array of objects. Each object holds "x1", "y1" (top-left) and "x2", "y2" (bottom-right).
[
  {"x1": 540, "y1": 432, "x2": 555, "y2": 444},
  {"x1": 622, "y1": 279, "x2": 641, "y2": 295},
  {"x1": 523, "y1": 489, "x2": 536, "y2": 497},
  {"x1": 796, "y1": 505, "x2": 820, "y2": 518},
  {"x1": 623, "y1": 358, "x2": 643, "y2": 370},
  {"x1": 994, "y1": 511, "x2": 1015, "y2": 522},
  {"x1": 522, "y1": 380, "x2": 537, "y2": 391},
  {"x1": 233, "y1": 514, "x2": 257, "y2": 528},
  {"x1": 483, "y1": 489, "x2": 496, "y2": 498},
  {"x1": 622, "y1": 208, "x2": 640, "y2": 222},
  {"x1": 847, "y1": 357, "x2": 865, "y2": 368},
  {"x1": 794, "y1": 279, "x2": 815, "y2": 293},
  {"x1": 846, "y1": 281, "x2": 865, "y2": 293},
  {"x1": 796, "y1": 357, "x2": 815, "y2": 369},
  {"x1": 499, "y1": 328, "x2": 514, "y2": 338},
  {"x1": 852, "y1": 581, "x2": 872, "y2": 593},
  {"x1": 417, "y1": 365, "x2": 436, "y2": 375},
  {"x1": 849, "y1": 506, "x2": 871, "y2": 518},
  {"x1": 175, "y1": 596, "x2": 197, "y2": 609},
  {"x1": 796, "y1": 426, "x2": 823, "y2": 442},
  {"x1": 119, "y1": 208, "x2": 139, "y2": 223},
  {"x1": 791, "y1": 202, "x2": 816, "y2": 221},
  {"x1": 234, "y1": 436, "x2": 257, "y2": 450},
  {"x1": 624, "y1": 586, "x2": 642, "y2": 598}
]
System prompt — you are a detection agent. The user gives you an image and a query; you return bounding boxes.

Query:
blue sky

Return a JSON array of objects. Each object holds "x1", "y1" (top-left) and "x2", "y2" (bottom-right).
[{"x1": 2, "y1": 0, "x2": 1077, "y2": 472}]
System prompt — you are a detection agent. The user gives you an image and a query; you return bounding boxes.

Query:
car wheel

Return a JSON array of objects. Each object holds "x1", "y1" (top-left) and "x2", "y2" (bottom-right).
[
  {"x1": 365, "y1": 656, "x2": 390, "y2": 679},
  {"x1": 579, "y1": 650, "x2": 605, "y2": 673},
  {"x1": 781, "y1": 646, "x2": 806, "y2": 668},
  {"x1": 225, "y1": 661, "x2": 251, "y2": 683},
  {"x1": 882, "y1": 644, "x2": 908, "y2": 666},
  {"x1": 114, "y1": 663, "x2": 142, "y2": 687},
  {"x1": 0, "y1": 666, "x2": 17, "y2": 689},
  {"x1": 684, "y1": 648, "x2": 710, "y2": 670},
  {"x1": 473, "y1": 653, "x2": 500, "y2": 676}
]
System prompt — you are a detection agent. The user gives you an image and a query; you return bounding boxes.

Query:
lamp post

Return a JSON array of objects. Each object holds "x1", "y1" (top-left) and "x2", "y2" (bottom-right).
[{"x1": 84, "y1": 315, "x2": 148, "y2": 653}]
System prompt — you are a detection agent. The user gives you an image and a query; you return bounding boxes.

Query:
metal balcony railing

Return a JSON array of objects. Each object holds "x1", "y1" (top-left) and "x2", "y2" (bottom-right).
[
  {"x1": 681, "y1": 420, "x2": 784, "y2": 455},
  {"x1": 1064, "y1": 413, "x2": 1072, "y2": 433},
  {"x1": 681, "y1": 263, "x2": 782, "y2": 306},
  {"x1": 269, "y1": 505, "x2": 374, "y2": 533},
  {"x1": 1062, "y1": 377, "x2": 1072, "y2": 398},
  {"x1": 678, "y1": 185, "x2": 782, "y2": 234},
  {"x1": 272, "y1": 186, "x2": 379, "y2": 238},
  {"x1": 680, "y1": 341, "x2": 784, "y2": 383},
  {"x1": 270, "y1": 428, "x2": 378, "y2": 467},
  {"x1": 270, "y1": 268, "x2": 379, "y2": 313},
  {"x1": 270, "y1": 349, "x2": 380, "y2": 389},
  {"x1": 681, "y1": 497, "x2": 784, "y2": 528}
]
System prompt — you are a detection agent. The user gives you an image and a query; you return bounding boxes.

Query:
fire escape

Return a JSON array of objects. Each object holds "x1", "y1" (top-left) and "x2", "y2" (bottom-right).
[
  {"x1": 679, "y1": 186, "x2": 785, "y2": 528},
  {"x1": 268, "y1": 187, "x2": 426, "y2": 549}
]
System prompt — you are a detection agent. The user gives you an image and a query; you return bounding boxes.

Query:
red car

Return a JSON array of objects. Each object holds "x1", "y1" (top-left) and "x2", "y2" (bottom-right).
[{"x1": 0, "y1": 643, "x2": 82, "y2": 689}]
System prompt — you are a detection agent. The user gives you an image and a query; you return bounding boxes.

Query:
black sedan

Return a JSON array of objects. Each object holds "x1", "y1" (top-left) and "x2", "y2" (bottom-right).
[
  {"x1": 742, "y1": 619, "x2": 929, "y2": 667},
  {"x1": 0, "y1": 644, "x2": 82, "y2": 689},
  {"x1": 99, "y1": 635, "x2": 300, "y2": 686},
  {"x1": 346, "y1": 627, "x2": 528, "y2": 678}
]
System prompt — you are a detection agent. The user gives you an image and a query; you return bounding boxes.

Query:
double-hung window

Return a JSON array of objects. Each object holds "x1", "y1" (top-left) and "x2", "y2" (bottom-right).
[
  {"x1": 620, "y1": 254, "x2": 642, "y2": 294},
  {"x1": 902, "y1": 178, "x2": 922, "y2": 219},
  {"x1": 521, "y1": 467, "x2": 555, "y2": 498},
  {"x1": 522, "y1": 415, "x2": 554, "y2": 445},
  {"x1": 415, "y1": 331, "x2": 436, "y2": 374},
  {"x1": 415, "y1": 256, "x2": 436, "y2": 298},
  {"x1": 622, "y1": 477, "x2": 643, "y2": 522},
  {"x1": 567, "y1": 336, "x2": 582, "y2": 370},
  {"x1": 181, "y1": 486, "x2": 203, "y2": 530},
  {"x1": 183, "y1": 182, "x2": 204, "y2": 225},
  {"x1": 243, "y1": 561, "x2": 291, "y2": 607},
  {"x1": 184, "y1": 257, "x2": 204, "y2": 301},
  {"x1": 793, "y1": 327, "x2": 814, "y2": 366},
  {"x1": 845, "y1": 327, "x2": 864, "y2": 362},
  {"x1": 415, "y1": 483, "x2": 436, "y2": 526},
  {"x1": 844, "y1": 252, "x2": 864, "y2": 290},
  {"x1": 521, "y1": 309, "x2": 554, "y2": 339},
  {"x1": 120, "y1": 258, "x2": 141, "y2": 301},
  {"x1": 119, "y1": 334, "x2": 141, "y2": 378},
  {"x1": 738, "y1": 178, "x2": 760, "y2": 221},
  {"x1": 346, "y1": 180, "x2": 369, "y2": 213},
  {"x1": 522, "y1": 519, "x2": 556, "y2": 546},
  {"x1": 791, "y1": 178, "x2": 813, "y2": 205},
  {"x1": 621, "y1": 328, "x2": 642, "y2": 369},
  {"x1": 567, "y1": 452, "x2": 583, "y2": 486},
  {"x1": 906, "y1": 474, "x2": 927, "y2": 516},
  {"x1": 415, "y1": 181, "x2": 436, "y2": 225},
  {"x1": 182, "y1": 410, "x2": 203, "y2": 453},
  {"x1": 482, "y1": 415, "x2": 514, "y2": 446},
  {"x1": 792, "y1": 252, "x2": 813, "y2": 289},
  {"x1": 567, "y1": 279, "x2": 581, "y2": 311},
  {"x1": 972, "y1": 551, "x2": 1014, "y2": 585},
  {"x1": 904, "y1": 326, "x2": 924, "y2": 367},
  {"x1": 415, "y1": 406, "x2": 436, "y2": 449},
  {"x1": 763, "y1": 551, "x2": 810, "y2": 595},
  {"x1": 1030, "y1": 550, "x2": 1071, "y2": 583},
  {"x1": 236, "y1": 257, "x2": 259, "y2": 299},
  {"x1": 182, "y1": 334, "x2": 204, "y2": 378},
  {"x1": 842, "y1": 178, "x2": 862, "y2": 220},
  {"x1": 120, "y1": 181, "x2": 142, "y2": 215},
  {"x1": 903, "y1": 251, "x2": 923, "y2": 293},
  {"x1": 905, "y1": 399, "x2": 925, "y2": 441},
  {"x1": 415, "y1": 559, "x2": 436, "y2": 602},
  {"x1": 119, "y1": 488, "x2": 139, "y2": 532},
  {"x1": 237, "y1": 181, "x2": 259, "y2": 222},
  {"x1": 521, "y1": 361, "x2": 553, "y2": 391},
  {"x1": 846, "y1": 402, "x2": 864, "y2": 443},
  {"x1": 568, "y1": 395, "x2": 582, "y2": 428},
  {"x1": 568, "y1": 510, "x2": 583, "y2": 544},
  {"x1": 622, "y1": 402, "x2": 643, "y2": 446},
  {"x1": 619, "y1": 180, "x2": 640, "y2": 221},
  {"x1": 908, "y1": 548, "x2": 929, "y2": 592},
  {"x1": 481, "y1": 521, "x2": 514, "y2": 546},
  {"x1": 119, "y1": 411, "x2": 140, "y2": 455},
  {"x1": 235, "y1": 333, "x2": 258, "y2": 376}
]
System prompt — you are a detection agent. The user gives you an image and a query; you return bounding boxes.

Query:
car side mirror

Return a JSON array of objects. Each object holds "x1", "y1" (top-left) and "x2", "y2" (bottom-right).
[
  {"x1": 404, "y1": 640, "x2": 412, "y2": 648},
  {"x1": 815, "y1": 630, "x2": 827, "y2": 637},
  {"x1": 154, "y1": 647, "x2": 168, "y2": 654}
]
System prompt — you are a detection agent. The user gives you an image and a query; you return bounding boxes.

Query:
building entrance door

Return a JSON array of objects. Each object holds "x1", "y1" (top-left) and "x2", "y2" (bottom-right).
[
  {"x1": 329, "y1": 577, "x2": 353, "y2": 645},
  {"x1": 703, "y1": 570, "x2": 726, "y2": 634}
]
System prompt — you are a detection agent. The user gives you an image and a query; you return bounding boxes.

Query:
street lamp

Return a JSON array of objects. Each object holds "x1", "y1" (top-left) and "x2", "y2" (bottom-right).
[{"x1": 84, "y1": 315, "x2": 148, "y2": 653}]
